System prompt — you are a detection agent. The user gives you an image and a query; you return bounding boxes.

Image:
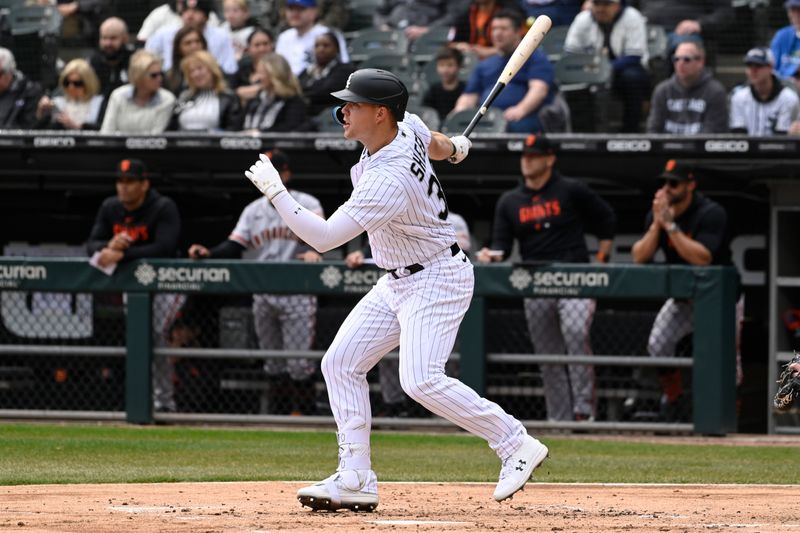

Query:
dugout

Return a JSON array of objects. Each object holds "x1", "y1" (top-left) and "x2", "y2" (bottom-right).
[{"x1": 0, "y1": 131, "x2": 794, "y2": 434}]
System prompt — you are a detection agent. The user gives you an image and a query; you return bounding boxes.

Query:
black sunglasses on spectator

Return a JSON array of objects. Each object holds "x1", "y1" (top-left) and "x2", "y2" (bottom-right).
[
  {"x1": 672, "y1": 55, "x2": 700, "y2": 64},
  {"x1": 62, "y1": 79, "x2": 85, "y2": 88},
  {"x1": 660, "y1": 178, "x2": 682, "y2": 188},
  {"x1": 148, "y1": 71, "x2": 163, "y2": 79}
]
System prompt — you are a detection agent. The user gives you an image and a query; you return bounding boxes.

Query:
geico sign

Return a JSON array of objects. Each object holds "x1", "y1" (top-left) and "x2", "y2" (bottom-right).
[
  {"x1": 704, "y1": 140, "x2": 749, "y2": 152},
  {"x1": 606, "y1": 140, "x2": 651, "y2": 152},
  {"x1": 314, "y1": 138, "x2": 359, "y2": 150},
  {"x1": 33, "y1": 136, "x2": 76, "y2": 148},
  {"x1": 125, "y1": 137, "x2": 168, "y2": 150},
  {"x1": 506, "y1": 140, "x2": 525, "y2": 152},
  {"x1": 220, "y1": 137, "x2": 262, "y2": 150}
]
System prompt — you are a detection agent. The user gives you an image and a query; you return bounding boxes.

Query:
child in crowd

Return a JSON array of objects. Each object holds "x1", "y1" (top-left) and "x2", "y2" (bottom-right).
[{"x1": 422, "y1": 47, "x2": 466, "y2": 121}]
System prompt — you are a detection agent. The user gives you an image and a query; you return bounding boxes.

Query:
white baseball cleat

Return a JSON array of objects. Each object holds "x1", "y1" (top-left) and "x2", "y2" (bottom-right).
[
  {"x1": 297, "y1": 469, "x2": 379, "y2": 512},
  {"x1": 493, "y1": 434, "x2": 549, "y2": 501}
]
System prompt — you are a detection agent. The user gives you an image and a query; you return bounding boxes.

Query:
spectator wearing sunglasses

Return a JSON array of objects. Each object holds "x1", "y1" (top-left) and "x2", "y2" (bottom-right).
[
  {"x1": 646, "y1": 40, "x2": 728, "y2": 134},
  {"x1": 37, "y1": 59, "x2": 105, "y2": 130},
  {"x1": 100, "y1": 50, "x2": 176, "y2": 134},
  {"x1": 729, "y1": 47, "x2": 799, "y2": 136}
]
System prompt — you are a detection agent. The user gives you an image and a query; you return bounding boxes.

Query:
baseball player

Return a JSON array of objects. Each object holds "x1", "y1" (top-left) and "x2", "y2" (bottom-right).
[
  {"x1": 477, "y1": 134, "x2": 616, "y2": 422},
  {"x1": 245, "y1": 68, "x2": 548, "y2": 511},
  {"x1": 631, "y1": 159, "x2": 742, "y2": 421},
  {"x1": 189, "y1": 150, "x2": 323, "y2": 415},
  {"x1": 86, "y1": 158, "x2": 185, "y2": 413}
]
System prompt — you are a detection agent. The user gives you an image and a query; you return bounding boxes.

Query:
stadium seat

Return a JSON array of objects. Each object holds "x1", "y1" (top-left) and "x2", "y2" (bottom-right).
[
  {"x1": 554, "y1": 54, "x2": 612, "y2": 132},
  {"x1": 540, "y1": 24, "x2": 569, "y2": 63},
  {"x1": 440, "y1": 107, "x2": 507, "y2": 134},
  {"x1": 347, "y1": 29, "x2": 408, "y2": 63},
  {"x1": 646, "y1": 24, "x2": 669, "y2": 83},
  {"x1": 9, "y1": 3, "x2": 61, "y2": 36},
  {"x1": 407, "y1": 105, "x2": 440, "y2": 131},
  {"x1": 554, "y1": 53, "x2": 612, "y2": 91},
  {"x1": 409, "y1": 26, "x2": 451, "y2": 63},
  {"x1": 345, "y1": 0, "x2": 383, "y2": 32},
  {"x1": 313, "y1": 107, "x2": 344, "y2": 132},
  {"x1": 8, "y1": 4, "x2": 60, "y2": 87},
  {"x1": 359, "y1": 53, "x2": 416, "y2": 77}
]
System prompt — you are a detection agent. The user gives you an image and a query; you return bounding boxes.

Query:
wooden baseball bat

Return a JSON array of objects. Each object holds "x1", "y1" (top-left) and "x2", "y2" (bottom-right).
[{"x1": 461, "y1": 15, "x2": 553, "y2": 138}]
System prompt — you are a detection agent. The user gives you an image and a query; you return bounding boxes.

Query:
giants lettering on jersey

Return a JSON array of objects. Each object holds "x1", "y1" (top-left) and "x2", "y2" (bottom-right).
[
  {"x1": 113, "y1": 222, "x2": 149, "y2": 242},
  {"x1": 251, "y1": 226, "x2": 298, "y2": 247},
  {"x1": 519, "y1": 197, "x2": 561, "y2": 229}
]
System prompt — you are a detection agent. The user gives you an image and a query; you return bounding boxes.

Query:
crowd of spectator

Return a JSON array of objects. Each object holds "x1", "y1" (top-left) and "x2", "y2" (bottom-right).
[{"x1": 0, "y1": 0, "x2": 799, "y2": 135}]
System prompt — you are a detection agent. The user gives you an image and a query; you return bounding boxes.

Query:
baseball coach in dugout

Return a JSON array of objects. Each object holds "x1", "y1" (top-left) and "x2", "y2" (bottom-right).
[{"x1": 244, "y1": 68, "x2": 549, "y2": 511}]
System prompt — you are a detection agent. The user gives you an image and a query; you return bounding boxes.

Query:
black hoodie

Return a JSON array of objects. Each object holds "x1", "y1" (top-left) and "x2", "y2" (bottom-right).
[{"x1": 87, "y1": 188, "x2": 181, "y2": 262}]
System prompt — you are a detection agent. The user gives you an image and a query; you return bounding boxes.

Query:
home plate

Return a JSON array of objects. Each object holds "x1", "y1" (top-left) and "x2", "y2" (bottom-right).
[{"x1": 370, "y1": 520, "x2": 473, "y2": 526}]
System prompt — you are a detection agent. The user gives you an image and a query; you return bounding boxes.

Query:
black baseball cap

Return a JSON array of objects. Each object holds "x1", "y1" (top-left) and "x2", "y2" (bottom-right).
[
  {"x1": 659, "y1": 159, "x2": 695, "y2": 181},
  {"x1": 116, "y1": 158, "x2": 148, "y2": 180},
  {"x1": 522, "y1": 133, "x2": 554, "y2": 156},
  {"x1": 743, "y1": 46, "x2": 774, "y2": 67},
  {"x1": 264, "y1": 149, "x2": 290, "y2": 171}
]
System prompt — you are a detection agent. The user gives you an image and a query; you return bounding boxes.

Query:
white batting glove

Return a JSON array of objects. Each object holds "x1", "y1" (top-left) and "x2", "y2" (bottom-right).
[
  {"x1": 448, "y1": 135, "x2": 471, "y2": 164},
  {"x1": 244, "y1": 153, "x2": 287, "y2": 200}
]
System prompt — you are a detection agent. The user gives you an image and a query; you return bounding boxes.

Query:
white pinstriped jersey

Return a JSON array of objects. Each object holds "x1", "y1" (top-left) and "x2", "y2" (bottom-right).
[
  {"x1": 729, "y1": 83, "x2": 800, "y2": 135},
  {"x1": 230, "y1": 191, "x2": 324, "y2": 261},
  {"x1": 341, "y1": 112, "x2": 457, "y2": 270}
]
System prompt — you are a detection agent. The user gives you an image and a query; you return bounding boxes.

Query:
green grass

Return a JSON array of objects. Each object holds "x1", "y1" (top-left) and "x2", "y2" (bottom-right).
[{"x1": 0, "y1": 423, "x2": 797, "y2": 485}]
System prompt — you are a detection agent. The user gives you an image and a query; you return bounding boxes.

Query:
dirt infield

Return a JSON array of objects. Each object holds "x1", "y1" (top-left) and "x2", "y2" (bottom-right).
[{"x1": 2, "y1": 481, "x2": 798, "y2": 532}]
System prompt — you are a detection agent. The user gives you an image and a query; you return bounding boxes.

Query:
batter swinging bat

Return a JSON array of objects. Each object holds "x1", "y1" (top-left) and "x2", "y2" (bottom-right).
[{"x1": 461, "y1": 15, "x2": 553, "y2": 138}]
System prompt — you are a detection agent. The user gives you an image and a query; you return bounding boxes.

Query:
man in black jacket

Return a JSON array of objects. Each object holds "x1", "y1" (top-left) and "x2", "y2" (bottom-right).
[
  {"x1": 477, "y1": 134, "x2": 616, "y2": 422},
  {"x1": 0, "y1": 48, "x2": 43, "y2": 129},
  {"x1": 88, "y1": 17, "x2": 134, "y2": 118},
  {"x1": 87, "y1": 159, "x2": 184, "y2": 413}
]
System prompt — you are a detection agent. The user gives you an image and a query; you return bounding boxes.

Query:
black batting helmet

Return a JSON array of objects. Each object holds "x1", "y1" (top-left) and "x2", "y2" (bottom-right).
[{"x1": 331, "y1": 68, "x2": 408, "y2": 124}]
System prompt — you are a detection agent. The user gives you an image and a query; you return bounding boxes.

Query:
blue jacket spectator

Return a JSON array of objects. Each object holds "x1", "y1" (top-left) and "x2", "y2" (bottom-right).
[
  {"x1": 454, "y1": 9, "x2": 555, "y2": 132},
  {"x1": 771, "y1": 0, "x2": 800, "y2": 80}
]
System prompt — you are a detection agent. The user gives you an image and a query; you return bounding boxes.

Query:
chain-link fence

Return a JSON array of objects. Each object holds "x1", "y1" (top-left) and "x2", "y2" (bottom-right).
[
  {"x1": 0, "y1": 288, "x2": 696, "y2": 424},
  {"x1": 0, "y1": 259, "x2": 741, "y2": 433}
]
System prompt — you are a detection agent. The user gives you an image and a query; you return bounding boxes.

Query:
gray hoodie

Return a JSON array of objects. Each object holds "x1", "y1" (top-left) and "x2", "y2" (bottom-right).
[{"x1": 646, "y1": 69, "x2": 728, "y2": 134}]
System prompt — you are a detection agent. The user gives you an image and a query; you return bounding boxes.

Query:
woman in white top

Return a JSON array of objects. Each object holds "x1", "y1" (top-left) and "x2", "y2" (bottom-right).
[
  {"x1": 170, "y1": 50, "x2": 243, "y2": 131},
  {"x1": 36, "y1": 59, "x2": 105, "y2": 130},
  {"x1": 100, "y1": 50, "x2": 176, "y2": 134}
]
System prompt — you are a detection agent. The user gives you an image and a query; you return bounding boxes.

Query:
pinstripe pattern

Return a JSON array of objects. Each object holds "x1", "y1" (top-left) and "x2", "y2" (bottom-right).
[
  {"x1": 322, "y1": 112, "x2": 528, "y2": 463},
  {"x1": 341, "y1": 113, "x2": 457, "y2": 270}
]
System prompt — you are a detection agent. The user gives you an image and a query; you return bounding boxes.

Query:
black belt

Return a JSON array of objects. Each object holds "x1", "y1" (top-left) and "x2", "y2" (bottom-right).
[{"x1": 386, "y1": 243, "x2": 461, "y2": 279}]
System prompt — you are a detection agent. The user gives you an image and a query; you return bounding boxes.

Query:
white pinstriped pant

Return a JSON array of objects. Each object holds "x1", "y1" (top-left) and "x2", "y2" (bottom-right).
[{"x1": 321, "y1": 249, "x2": 527, "y2": 461}]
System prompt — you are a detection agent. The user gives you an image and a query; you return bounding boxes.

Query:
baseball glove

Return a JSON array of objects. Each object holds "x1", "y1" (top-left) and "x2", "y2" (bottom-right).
[{"x1": 773, "y1": 351, "x2": 800, "y2": 411}]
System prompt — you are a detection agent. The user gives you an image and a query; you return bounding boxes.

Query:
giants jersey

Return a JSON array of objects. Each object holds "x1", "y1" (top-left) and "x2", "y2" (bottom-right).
[
  {"x1": 491, "y1": 172, "x2": 615, "y2": 263},
  {"x1": 230, "y1": 191, "x2": 323, "y2": 261},
  {"x1": 341, "y1": 112, "x2": 457, "y2": 270}
]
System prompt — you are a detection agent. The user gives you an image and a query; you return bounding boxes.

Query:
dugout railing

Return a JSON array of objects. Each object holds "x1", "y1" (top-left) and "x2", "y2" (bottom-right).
[{"x1": 0, "y1": 258, "x2": 738, "y2": 435}]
